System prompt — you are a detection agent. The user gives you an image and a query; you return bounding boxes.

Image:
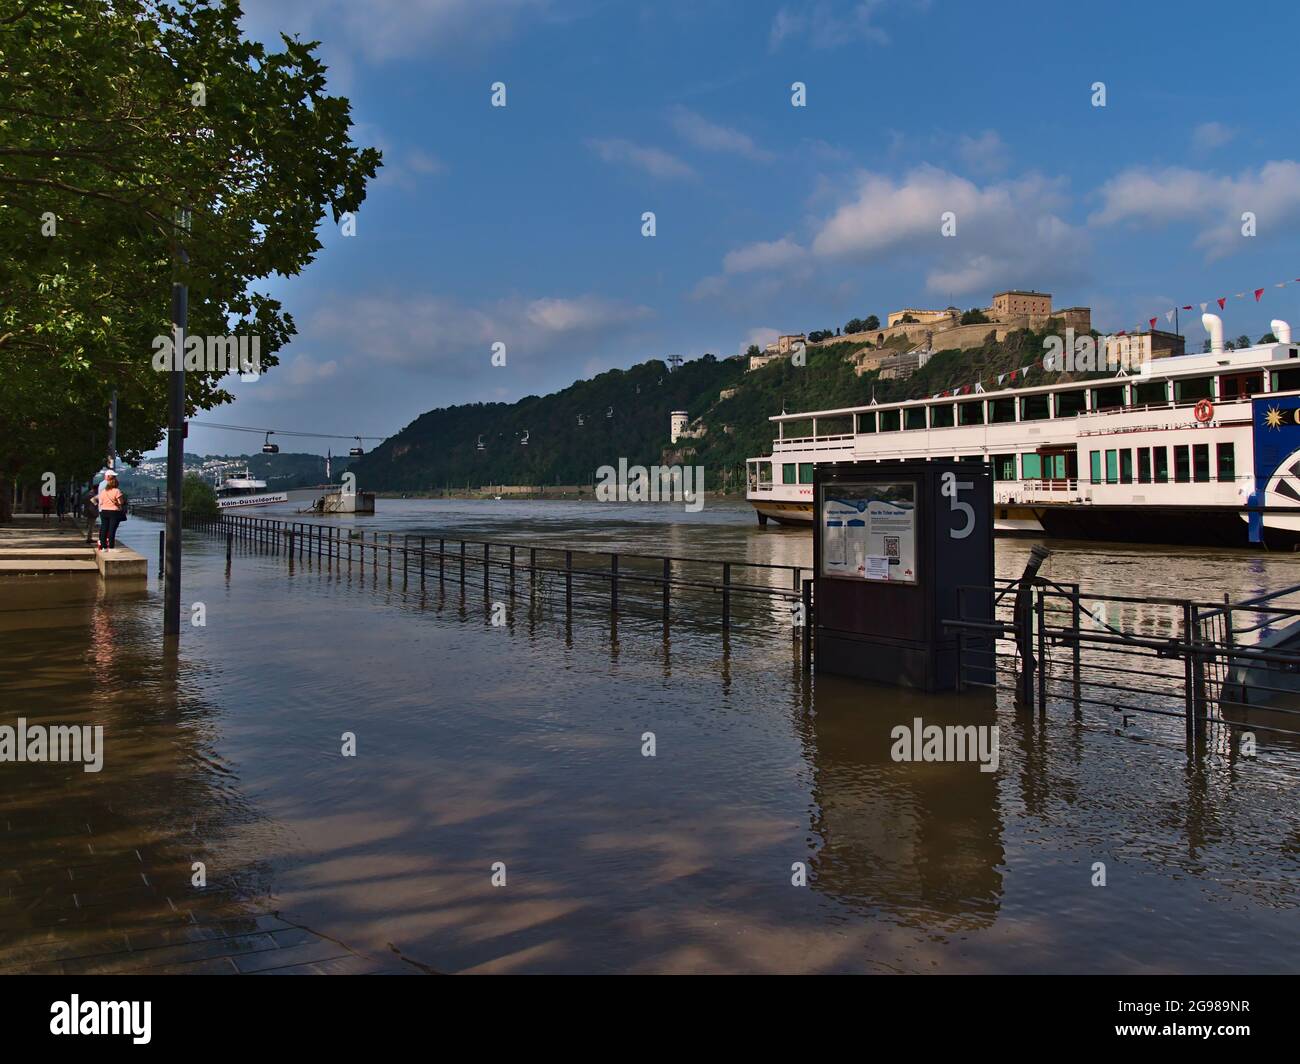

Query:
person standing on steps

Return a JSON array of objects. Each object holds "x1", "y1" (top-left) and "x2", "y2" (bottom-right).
[
  {"x1": 56, "y1": 490, "x2": 67, "y2": 524},
  {"x1": 95, "y1": 472, "x2": 126, "y2": 550}
]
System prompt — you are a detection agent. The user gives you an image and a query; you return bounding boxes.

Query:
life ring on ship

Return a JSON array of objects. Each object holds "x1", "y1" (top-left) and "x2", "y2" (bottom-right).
[{"x1": 1194, "y1": 399, "x2": 1214, "y2": 423}]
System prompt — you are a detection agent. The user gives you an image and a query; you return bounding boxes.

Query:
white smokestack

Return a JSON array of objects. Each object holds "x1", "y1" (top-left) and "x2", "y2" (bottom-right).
[
  {"x1": 1202, "y1": 313, "x2": 1224, "y2": 354},
  {"x1": 1271, "y1": 319, "x2": 1291, "y2": 343}
]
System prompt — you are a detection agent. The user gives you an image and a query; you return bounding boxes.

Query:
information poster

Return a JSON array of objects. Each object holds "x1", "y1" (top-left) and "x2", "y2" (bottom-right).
[{"x1": 820, "y1": 481, "x2": 918, "y2": 583}]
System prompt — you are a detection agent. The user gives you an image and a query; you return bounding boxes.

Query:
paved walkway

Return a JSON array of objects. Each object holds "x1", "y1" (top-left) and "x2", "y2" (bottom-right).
[{"x1": 0, "y1": 514, "x2": 145, "y2": 579}]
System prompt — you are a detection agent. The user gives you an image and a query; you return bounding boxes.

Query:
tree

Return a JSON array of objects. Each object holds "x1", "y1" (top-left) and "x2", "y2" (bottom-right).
[
  {"x1": 899, "y1": 313, "x2": 917, "y2": 324},
  {"x1": 746, "y1": 344, "x2": 761, "y2": 358},
  {"x1": 0, "y1": 0, "x2": 381, "y2": 517},
  {"x1": 864, "y1": 315, "x2": 880, "y2": 331},
  {"x1": 180, "y1": 472, "x2": 220, "y2": 518},
  {"x1": 844, "y1": 318, "x2": 864, "y2": 334},
  {"x1": 1234, "y1": 335, "x2": 1252, "y2": 350},
  {"x1": 961, "y1": 308, "x2": 990, "y2": 325},
  {"x1": 1260, "y1": 333, "x2": 1278, "y2": 344}
]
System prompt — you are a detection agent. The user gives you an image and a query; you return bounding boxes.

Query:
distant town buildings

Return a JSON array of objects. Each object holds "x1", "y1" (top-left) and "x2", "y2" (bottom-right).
[{"x1": 1105, "y1": 329, "x2": 1185, "y2": 366}]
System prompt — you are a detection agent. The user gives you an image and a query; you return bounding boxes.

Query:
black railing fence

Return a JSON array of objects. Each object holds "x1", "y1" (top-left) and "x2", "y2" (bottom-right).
[
  {"x1": 135, "y1": 506, "x2": 814, "y2": 647},
  {"x1": 946, "y1": 571, "x2": 1300, "y2": 741}
]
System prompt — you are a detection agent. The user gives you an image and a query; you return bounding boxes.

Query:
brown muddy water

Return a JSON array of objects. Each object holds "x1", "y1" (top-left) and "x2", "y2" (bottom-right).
[{"x1": 1, "y1": 497, "x2": 1297, "y2": 974}]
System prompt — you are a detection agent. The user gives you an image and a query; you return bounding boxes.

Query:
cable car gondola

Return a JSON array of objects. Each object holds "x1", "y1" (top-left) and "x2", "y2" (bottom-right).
[
  {"x1": 349, "y1": 436, "x2": 364, "y2": 457},
  {"x1": 262, "y1": 431, "x2": 279, "y2": 454}
]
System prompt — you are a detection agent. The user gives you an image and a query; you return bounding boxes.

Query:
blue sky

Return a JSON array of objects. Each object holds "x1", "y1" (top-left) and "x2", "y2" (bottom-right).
[{"x1": 173, "y1": 0, "x2": 1300, "y2": 457}]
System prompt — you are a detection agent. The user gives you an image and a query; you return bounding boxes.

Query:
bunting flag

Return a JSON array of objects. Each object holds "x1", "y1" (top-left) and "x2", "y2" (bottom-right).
[
  {"x1": 1218, "y1": 297, "x2": 1226, "y2": 310},
  {"x1": 1255, "y1": 288, "x2": 1266, "y2": 301},
  {"x1": 1149, "y1": 317, "x2": 1158, "y2": 329},
  {"x1": 1166, "y1": 310, "x2": 1175, "y2": 323},
  {"x1": 1200, "y1": 302, "x2": 1208, "y2": 312}
]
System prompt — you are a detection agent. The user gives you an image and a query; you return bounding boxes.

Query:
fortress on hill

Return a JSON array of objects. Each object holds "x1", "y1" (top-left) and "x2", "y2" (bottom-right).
[{"x1": 750, "y1": 290, "x2": 1093, "y2": 379}]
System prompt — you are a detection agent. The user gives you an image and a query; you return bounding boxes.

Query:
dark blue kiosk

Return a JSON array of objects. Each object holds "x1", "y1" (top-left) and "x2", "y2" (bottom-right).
[{"x1": 812, "y1": 460, "x2": 994, "y2": 691}]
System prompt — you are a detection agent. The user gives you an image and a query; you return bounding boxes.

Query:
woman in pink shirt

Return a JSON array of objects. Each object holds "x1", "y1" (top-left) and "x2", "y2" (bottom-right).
[{"x1": 96, "y1": 473, "x2": 126, "y2": 550}]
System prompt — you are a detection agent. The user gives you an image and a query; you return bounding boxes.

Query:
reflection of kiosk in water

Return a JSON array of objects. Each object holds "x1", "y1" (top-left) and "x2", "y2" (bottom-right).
[
  {"x1": 801, "y1": 679, "x2": 1005, "y2": 930},
  {"x1": 813, "y1": 461, "x2": 993, "y2": 691}
]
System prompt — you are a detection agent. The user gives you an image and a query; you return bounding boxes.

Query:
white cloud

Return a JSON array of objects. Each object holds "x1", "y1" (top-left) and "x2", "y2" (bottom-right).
[
  {"x1": 586, "y1": 138, "x2": 695, "y2": 180},
  {"x1": 307, "y1": 292, "x2": 652, "y2": 369},
  {"x1": 723, "y1": 237, "x2": 804, "y2": 274},
  {"x1": 1091, "y1": 161, "x2": 1300, "y2": 259},
  {"x1": 957, "y1": 130, "x2": 1008, "y2": 175},
  {"x1": 1191, "y1": 122, "x2": 1235, "y2": 152},
  {"x1": 770, "y1": 0, "x2": 895, "y2": 50},
  {"x1": 668, "y1": 107, "x2": 772, "y2": 162},
  {"x1": 706, "y1": 165, "x2": 1083, "y2": 299},
  {"x1": 240, "y1": 0, "x2": 549, "y2": 62}
]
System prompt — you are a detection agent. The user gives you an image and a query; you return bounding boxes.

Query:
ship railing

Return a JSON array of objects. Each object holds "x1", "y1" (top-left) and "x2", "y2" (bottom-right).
[{"x1": 771, "y1": 433, "x2": 855, "y2": 452}]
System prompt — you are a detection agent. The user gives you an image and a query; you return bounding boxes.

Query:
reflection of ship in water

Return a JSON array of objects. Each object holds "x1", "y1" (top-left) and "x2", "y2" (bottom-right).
[{"x1": 798, "y1": 677, "x2": 1005, "y2": 930}]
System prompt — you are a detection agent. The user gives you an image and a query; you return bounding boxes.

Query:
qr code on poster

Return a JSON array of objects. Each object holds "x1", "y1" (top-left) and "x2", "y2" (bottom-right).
[{"x1": 884, "y1": 536, "x2": 900, "y2": 558}]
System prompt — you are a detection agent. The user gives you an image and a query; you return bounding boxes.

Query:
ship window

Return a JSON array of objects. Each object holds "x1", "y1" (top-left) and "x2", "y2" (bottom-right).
[
  {"x1": 1105, "y1": 450, "x2": 1118, "y2": 484},
  {"x1": 929, "y1": 404, "x2": 955, "y2": 428},
  {"x1": 1138, "y1": 450, "x2": 1151, "y2": 483},
  {"x1": 1193, "y1": 444, "x2": 1210, "y2": 483},
  {"x1": 756, "y1": 462, "x2": 772, "y2": 484},
  {"x1": 1091, "y1": 384, "x2": 1126, "y2": 410},
  {"x1": 958, "y1": 401, "x2": 984, "y2": 425},
  {"x1": 1154, "y1": 447, "x2": 1169, "y2": 483},
  {"x1": 989, "y1": 397, "x2": 1016, "y2": 423},
  {"x1": 1174, "y1": 376, "x2": 1214, "y2": 403},
  {"x1": 1019, "y1": 394, "x2": 1051, "y2": 421},
  {"x1": 857, "y1": 411, "x2": 876, "y2": 433},
  {"x1": 1174, "y1": 446, "x2": 1191, "y2": 483},
  {"x1": 1132, "y1": 380, "x2": 1168, "y2": 405},
  {"x1": 799, "y1": 463, "x2": 815, "y2": 484},
  {"x1": 1090, "y1": 451, "x2": 1102, "y2": 484},
  {"x1": 1219, "y1": 372, "x2": 1262, "y2": 399},
  {"x1": 1021, "y1": 453, "x2": 1042, "y2": 479},
  {"x1": 993, "y1": 454, "x2": 1016, "y2": 480},
  {"x1": 782, "y1": 463, "x2": 798, "y2": 485},
  {"x1": 1217, "y1": 443, "x2": 1235, "y2": 483},
  {"x1": 1120, "y1": 450, "x2": 1133, "y2": 484},
  {"x1": 904, "y1": 407, "x2": 926, "y2": 430},
  {"x1": 1271, "y1": 368, "x2": 1300, "y2": 392},
  {"x1": 1055, "y1": 389, "x2": 1086, "y2": 417},
  {"x1": 879, "y1": 409, "x2": 901, "y2": 432}
]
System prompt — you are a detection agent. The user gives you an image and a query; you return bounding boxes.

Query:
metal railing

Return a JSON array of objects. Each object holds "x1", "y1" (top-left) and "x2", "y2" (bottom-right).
[
  {"x1": 135, "y1": 506, "x2": 816, "y2": 651},
  {"x1": 945, "y1": 573, "x2": 1300, "y2": 742}
]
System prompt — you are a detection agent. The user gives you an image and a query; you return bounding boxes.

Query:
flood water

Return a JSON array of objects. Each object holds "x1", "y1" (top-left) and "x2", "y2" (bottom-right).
[{"x1": 2, "y1": 497, "x2": 1297, "y2": 973}]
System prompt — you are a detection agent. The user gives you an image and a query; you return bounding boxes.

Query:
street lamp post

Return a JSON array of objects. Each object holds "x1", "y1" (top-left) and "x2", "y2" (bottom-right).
[{"x1": 164, "y1": 209, "x2": 189, "y2": 636}]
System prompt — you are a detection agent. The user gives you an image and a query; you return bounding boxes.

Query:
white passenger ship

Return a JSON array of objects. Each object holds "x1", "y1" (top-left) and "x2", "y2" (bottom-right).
[
  {"x1": 746, "y1": 317, "x2": 1300, "y2": 548},
  {"x1": 215, "y1": 467, "x2": 288, "y2": 509}
]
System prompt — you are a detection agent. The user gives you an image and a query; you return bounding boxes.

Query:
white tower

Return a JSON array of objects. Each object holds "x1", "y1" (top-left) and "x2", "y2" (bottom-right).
[{"x1": 670, "y1": 410, "x2": 689, "y2": 444}]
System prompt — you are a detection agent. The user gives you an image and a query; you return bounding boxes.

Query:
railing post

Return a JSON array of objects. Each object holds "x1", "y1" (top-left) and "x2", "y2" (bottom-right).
[
  {"x1": 610, "y1": 553, "x2": 619, "y2": 613},
  {"x1": 439, "y1": 537, "x2": 445, "y2": 586},
  {"x1": 721, "y1": 562, "x2": 731, "y2": 631},
  {"x1": 484, "y1": 542, "x2": 490, "y2": 595},
  {"x1": 388, "y1": 533, "x2": 393, "y2": 578},
  {"x1": 403, "y1": 535, "x2": 409, "y2": 585},
  {"x1": 1036, "y1": 586, "x2": 1047, "y2": 712},
  {"x1": 420, "y1": 536, "x2": 426, "y2": 589},
  {"x1": 565, "y1": 550, "x2": 572, "y2": 614},
  {"x1": 226, "y1": 531, "x2": 233, "y2": 568},
  {"x1": 1070, "y1": 583, "x2": 1082, "y2": 718},
  {"x1": 662, "y1": 557, "x2": 670, "y2": 626},
  {"x1": 157, "y1": 530, "x2": 164, "y2": 577},
  {"x1": 1182, "y1": 601, "x2": 1197, "y2": 739},
  {"x1": 801, "y1": 579, "x2": 812, "y2": 671},
  {"x1": 459, "y1": 540, "x2": 465, "y2": 586},
  {"x1": 509, "y1": 545, "x2": 515, "y2": 595}
]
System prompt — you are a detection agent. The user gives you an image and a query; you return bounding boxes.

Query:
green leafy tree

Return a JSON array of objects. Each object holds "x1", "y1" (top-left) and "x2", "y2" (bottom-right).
[
  {"x1": 864, "y1": 315, "x2": 880, "y2": 331},
  {"x1": 961, "y1": 308, "x2": 990, "y2": 325},
  {"x1": 0, "y1": 0, "x2": 380, "y2": 517},
  {"x1": 180, "y1": 472, "x2": 220, "y2": 518}
]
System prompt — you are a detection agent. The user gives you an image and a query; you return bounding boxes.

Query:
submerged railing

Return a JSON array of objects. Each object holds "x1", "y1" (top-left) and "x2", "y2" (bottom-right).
[
  {"x1": 134, "y1": 506, "x2": 815, "y2": 649},
  {"x1": 945, "y1": 574, "x2": 1300, "y2": 742}
]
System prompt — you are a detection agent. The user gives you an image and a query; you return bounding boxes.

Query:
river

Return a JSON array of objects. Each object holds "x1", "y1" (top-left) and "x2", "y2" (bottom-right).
[{"x1": 1, "y1": 496, "x2": 1296, "y2": 973}]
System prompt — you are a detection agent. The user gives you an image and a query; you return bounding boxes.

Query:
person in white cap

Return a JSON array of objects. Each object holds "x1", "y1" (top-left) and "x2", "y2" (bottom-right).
[{"x1": 95, "y1": 471, "x2": 126, "y2": 550}]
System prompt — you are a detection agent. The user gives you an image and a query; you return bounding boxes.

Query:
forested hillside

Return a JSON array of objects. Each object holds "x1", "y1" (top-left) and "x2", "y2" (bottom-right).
[{"x1": 352, "y1": 327, "x2": 1089, "y2": 492}]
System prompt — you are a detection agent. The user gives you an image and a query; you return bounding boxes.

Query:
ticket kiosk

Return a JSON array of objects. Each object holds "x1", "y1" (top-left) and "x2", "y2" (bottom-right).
[{"x1": 813, "y1": 461, "x2": 994, "y2": 691}]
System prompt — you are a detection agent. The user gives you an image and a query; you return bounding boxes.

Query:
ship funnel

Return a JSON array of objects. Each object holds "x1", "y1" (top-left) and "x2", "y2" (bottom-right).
[
  {"x1": 1271, "y1": 319, "x2": 1291, "y2": 343},
  {"x1": 1202, "y1": 313, "x2": 1224, "y2": 354}
]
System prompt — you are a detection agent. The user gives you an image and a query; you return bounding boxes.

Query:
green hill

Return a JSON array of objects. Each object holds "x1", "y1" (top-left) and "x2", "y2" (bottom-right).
[{"x1": 352, "y1": 326, "x2": 1094, "y2": 492}]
